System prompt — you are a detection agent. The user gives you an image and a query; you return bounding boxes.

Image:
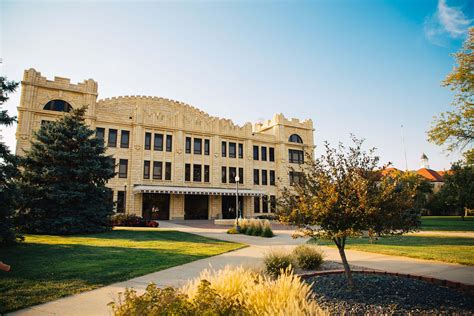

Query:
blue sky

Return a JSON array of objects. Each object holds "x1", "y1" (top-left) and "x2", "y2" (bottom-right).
[{"x1": 1, "y1": 0, "x2": 472, "y2": 170}]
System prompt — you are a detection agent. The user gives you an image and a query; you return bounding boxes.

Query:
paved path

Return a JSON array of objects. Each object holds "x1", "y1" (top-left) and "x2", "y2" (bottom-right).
[{"x1": 11, "y1": 221, "x2": 474, "y2": 316}]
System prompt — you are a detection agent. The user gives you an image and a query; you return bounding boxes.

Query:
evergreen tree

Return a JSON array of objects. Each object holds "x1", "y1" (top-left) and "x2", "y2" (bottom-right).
[
  {"x1": 17, "y1": 107, "x2": 115, "y2": 234},
  {"x1": 0, "y1": 77, "x2": 21, "y2": 244}
]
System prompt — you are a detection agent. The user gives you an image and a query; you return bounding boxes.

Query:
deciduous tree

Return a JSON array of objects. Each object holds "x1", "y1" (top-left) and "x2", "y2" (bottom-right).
[{"x1": 278, "y1": 137, "x2": 420, "y2": 287}]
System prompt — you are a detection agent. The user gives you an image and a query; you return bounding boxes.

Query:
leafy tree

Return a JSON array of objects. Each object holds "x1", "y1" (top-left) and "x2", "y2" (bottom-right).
[
  {"x1": 17, "y1": 107, "x2": 115, "y2": 234},
  {"x1": 428, "y1": 27, "x2": 473, "y2": 154},
  {"x1": 0, "y1": 77, "x2": 22, "y2": 245},
  {"x1": 278, "y1": 137, "x2": 420, "y2": 287}
]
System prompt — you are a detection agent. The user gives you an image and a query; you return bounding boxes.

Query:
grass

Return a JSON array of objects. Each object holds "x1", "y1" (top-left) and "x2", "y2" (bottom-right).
[
  {"x1": 421, "y1": 216, "x2": 474, "y2": 231},
  {"x1": 311, "y1": 235, "x2": 474, "y2": 266},
  {"x1": 0, "y1": 228, "x2": 244, "y2": 313}
]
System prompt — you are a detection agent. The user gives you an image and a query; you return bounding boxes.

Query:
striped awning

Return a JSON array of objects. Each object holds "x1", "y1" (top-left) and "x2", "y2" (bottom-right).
[{"x1": 133, "y1": 185, "x2": 266, "y2": 197}]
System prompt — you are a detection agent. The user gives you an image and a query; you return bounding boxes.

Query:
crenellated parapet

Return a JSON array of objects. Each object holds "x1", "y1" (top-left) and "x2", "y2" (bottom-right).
[
  {"x1": 253, "y1": 113, "x2": 313, "y2": 133},
  {"x1": 22, "y1": 68, "x2": 98, "y2": 95}
]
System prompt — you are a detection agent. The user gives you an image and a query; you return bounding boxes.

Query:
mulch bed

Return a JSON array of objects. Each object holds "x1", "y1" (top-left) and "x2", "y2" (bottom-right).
[{"x1": 306, "y1": 273, "x2": 474, "y2": 314}]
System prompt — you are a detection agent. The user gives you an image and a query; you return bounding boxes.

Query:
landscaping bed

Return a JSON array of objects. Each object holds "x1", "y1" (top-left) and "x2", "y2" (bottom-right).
[{"x1": 307, "y1": 273, "x2": 474, "y2": 314}]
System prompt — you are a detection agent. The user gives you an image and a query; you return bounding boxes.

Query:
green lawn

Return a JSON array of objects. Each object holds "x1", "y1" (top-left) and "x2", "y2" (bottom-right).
[
  {"x1": 421, "y1": 216, "x2": 474, "y2": 231},
  {"x1": 311, "y1": 235, "x2": 474, "y2": 266},
  {"x1": 0, "y1": 228, "x2": 244, "y2": 313}
]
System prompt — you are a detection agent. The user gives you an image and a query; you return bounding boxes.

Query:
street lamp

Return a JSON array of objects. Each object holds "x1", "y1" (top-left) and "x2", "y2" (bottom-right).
[
  {"x1": 124, "y1": 184, "x2": 127, "y2": 213},
  {"x1": 235, "y1": 175, "x2": 240, "y2": 232}
]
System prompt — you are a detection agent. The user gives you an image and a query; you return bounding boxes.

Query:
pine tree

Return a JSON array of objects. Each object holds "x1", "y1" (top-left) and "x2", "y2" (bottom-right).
[
  {"x1": 0, "y1": 77, "x2": 21, "y2": 244},
  {"x1": 17, "y1": 107, "x2": 115, "y2": 234}
]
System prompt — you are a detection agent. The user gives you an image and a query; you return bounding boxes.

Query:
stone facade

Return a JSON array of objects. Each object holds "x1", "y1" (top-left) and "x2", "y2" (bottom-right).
[{"x1": 15, "y1": 69, "x2": 314, "y2": 220}]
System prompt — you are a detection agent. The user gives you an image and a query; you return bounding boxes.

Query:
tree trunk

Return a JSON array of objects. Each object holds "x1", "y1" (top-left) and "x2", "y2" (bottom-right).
[{"x1": 334, "y1": 238, "x2": 354, "y2": 288}]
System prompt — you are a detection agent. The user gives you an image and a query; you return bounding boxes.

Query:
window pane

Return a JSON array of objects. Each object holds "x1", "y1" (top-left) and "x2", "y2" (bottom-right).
[
  {"x1": 254, "y1": 197, "x2": 260, "y2": 213},
  {"x1": 221, "y1": 166, "x2": 227, "y2": 183},
  {"x1": 143, "y1": 160, "x2": 150, "y2": 179},
  {"x1": 238, "y1": 143, "x2": 243, "y2": 159},
  {"x1": 262, "y1": 196, "x2": 268, "y2": 213},
  {"x1": 261, "y1": 147, "x2": 267, "y2": 161},
  {"x1": 229, "y1": 142, "x2": 236, "y2": 158},
  {"x1": 193, "y1": 164, "x2": 202, "y2": 182},
  {"x1": 154, "y1": 134, "x2": 163, "y2": 151},
  {"x1": 229, "y1": 167, "x2": 236, "y2": 183},
  {"x1": 270, "y1": 195, "x2": 276, "y2": 212},
  {"x1": 222, "y1": 141, "x2": 227, "y2": 157},
  {"x1": 270, "y1": 170, "x2": 275, "y2": 185},
  {"x1": 204, "y1": 139, "x2": 210, "y2": 155},
  {"x1": 145, "y1": 132, "x2": 151, "y2": 150},
  {"x1": 119, "y1": 159, "x2": 128, "y2": 178},
  {"x1": 194, "y1": 138, "x2": 202, "y2": 155},
  {"x1": 253, "y1": 145, "x2": 259, "y2": 160},
  {"x1": 166, "y1": 135, "x2": 172, "y2": 152},
  {"x1": 204, "y1": 165, "x2": 210, "y2": 182},
  {"x1": 253, "y1": 169, "x2": 259, "y2": 185},
  {"x1": 269, "y1": 147, "x2": 275, "y2": 162},
  {"x1": 239, "y1": 168, "x2": 243, "y2": 184},
  {"x1": 153, "y1": 161, "x2": 163, "y2": 180},
  {"x1": 289, "y1": 149, "x2": 304, "y2": 164},
  {"x1": 262, "y1": 170, "x2": 267, "y2": 185},
  {"x1": 110, "y1": 158, "x2": 116, "y2": 175},
  {"x1": 96, "y1": 128, "x2": 105, "y2": 142},
  {"x1": 121, "y1": 130, "x2": 130, "y2": 148},
  {"x1": 185, "y1": 137, "x2": 191, "y2": 153},
  {"x1": 165, "y1": 162, "x2": 172, "y2": 180},
  {"x1": 108, "y1": 129, "x2": 117, "y2": 147},
  {"x1": 185, "y1": 164, "x2": 191, "y2": 181},
  {"x1": 117, "y1": 191, "x2": 126, "y2": 213}
]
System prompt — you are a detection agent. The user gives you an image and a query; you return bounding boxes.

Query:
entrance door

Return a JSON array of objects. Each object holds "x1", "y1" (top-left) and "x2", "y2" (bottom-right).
[
  {"x1": 184, "y1": 195, "x2": 209, "y2": 220},
  {"x1": 221, "y1": 196, "x2": 243, "y2": 219},
  {"x1": 142, "y1": 193, "x2": 170, "y2": 220}
]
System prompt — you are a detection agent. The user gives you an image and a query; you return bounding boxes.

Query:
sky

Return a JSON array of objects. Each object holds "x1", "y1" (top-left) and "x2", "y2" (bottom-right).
[{"x1": 1, "y1": 0, "x2": 472, "y2": 170}]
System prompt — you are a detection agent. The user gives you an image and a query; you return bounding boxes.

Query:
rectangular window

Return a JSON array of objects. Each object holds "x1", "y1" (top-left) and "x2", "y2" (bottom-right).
[
  {"x1": 270, "y1": 195, "x2": 276, "y2": 212},
  {"x1": 253, "y1": 145, "x2": 259, "y2": 160},
  {"x1": 119, "y1": 159, "x2": 128, "y2": 178},
  {"x1": 166, "y1": 135, "x2": 173, "y2": 152},
  {"x1": 238, "y1": 167, "x2": 244, "y2": 184},
  {"x1": 110, "y1": 158, "x2": 116, "y2": 175},
  {"x1": 96, "y1": 128, "x2": 105, "y2": 142},
  {"x1": 262, "y1": 195, "x2": 269, "y2": 213},
  {"x1": 204, "y1": 165, "x2": 210, "y2": 182},
  {"x1": 145, "y1": 132, "x2": 151, "y2": 150},
  {"x1": 194, "y1": 138, "x2": 202, "y2": 155},
  {"x1": 153, "y1": 161, "x2": 163, "y2": 180},
  {"x1": 221, "y1": 166, "x2": 227, "y2": 183},
  {"x1": 238, "y1": 143, "x2": 243, "y2": 159},
  {"x1": 193, "y1": 164, "x2": 202, "y2": 182},
  {"x1": 254, "y1": 197, "x2": 261, "y2": 213},
  {"x1": 253, "y1": 169, "x2": 259, "y2": 185},
  {"x1": 108, "y1": 129, "x2": 117, "y2": 147},
  {"x1": 117, "y1": 191, "x2": 126, "y2": 213},
  {"x1": 222, "y1": 141, "x2": 227, "y2": 157},
  {"x1": 229, "y1": 167, "x2": 236, "y2": 183},
  {"x1": 270, "y1": 170, "x2": 276, "y2": 185},
  {"x1": 262, "y1": 170, "x2": 268, "y2": 185},
  {"x1": 143, "y1": 160, "x2": 150, "y2": 179},
  {"x1": 261, "y1": 147, "x2": 267, "y2": 161},
  {"x1": 229, "y1": 142, "x2": 236, "y2": 158},
  {"x1": 289, "y1": 171, "x2": 302, "y2": 185},
  {"x1": 204, "y1": 139, "x2": 210, "y2": 155},
  {"x1": 289, "y1": 149, "x2": 304, "y2": 164},
  {"x1": 269, "y1": 147, "x2": 275, "y2": 162},
  {"x1": 154, "y1": 134, "x2": 163, "y2": 151},
  {"x1": 185, "y1": 137, "x2": 191, "y2": 154},
  {"x1": 185, "y1": 164, "x2": 191, "y2": 181},
  {"x1": 120, "y1": 130, "x2": 130, "y2": 148},
  {"x1": 165, "y1": 162, "x2": 172, "y2": 180}
]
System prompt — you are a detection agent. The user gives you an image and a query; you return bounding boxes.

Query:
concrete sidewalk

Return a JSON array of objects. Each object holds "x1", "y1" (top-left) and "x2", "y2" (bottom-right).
[{"x1": 10, "y1": 221, "x2": 474, "y2": 316}]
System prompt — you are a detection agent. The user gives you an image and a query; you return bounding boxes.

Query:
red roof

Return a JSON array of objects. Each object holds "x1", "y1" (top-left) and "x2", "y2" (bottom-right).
[{"x1": 416, "y1": 168, "x2": 444, "y2": 182}]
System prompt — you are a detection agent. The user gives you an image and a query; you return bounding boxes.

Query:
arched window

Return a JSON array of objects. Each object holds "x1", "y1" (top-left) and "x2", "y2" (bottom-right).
[
  {"x1": 289, "y1": 134, "x2": 303, "y2": 144},
  {"x1": 43, "y1": 99, "x2": 72, "y2": 112}
]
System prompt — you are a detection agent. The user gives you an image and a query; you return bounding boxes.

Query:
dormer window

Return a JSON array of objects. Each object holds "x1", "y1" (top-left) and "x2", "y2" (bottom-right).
[
  {"x1": 43, "y1": 99, "x2": 72, "y2": 112},
  {"x1": 289, "y1": 134, "x2": 303, "y2": 144}
]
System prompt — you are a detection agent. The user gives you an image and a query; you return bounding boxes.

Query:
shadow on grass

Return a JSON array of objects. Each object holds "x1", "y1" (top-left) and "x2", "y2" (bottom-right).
[{"x1": 314, "y1": 235, "x2": 474, "y2": 247}]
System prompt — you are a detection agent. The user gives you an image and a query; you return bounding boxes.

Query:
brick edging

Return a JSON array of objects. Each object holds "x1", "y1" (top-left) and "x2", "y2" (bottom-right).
[{"x1": 298, "y1": 269, "x2": 474, "y2": 296}]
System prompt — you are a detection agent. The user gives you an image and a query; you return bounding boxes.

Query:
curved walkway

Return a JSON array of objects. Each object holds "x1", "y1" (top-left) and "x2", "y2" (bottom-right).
[{"x1": 10, "y1": 221, "x2": 474, "y2": 316}]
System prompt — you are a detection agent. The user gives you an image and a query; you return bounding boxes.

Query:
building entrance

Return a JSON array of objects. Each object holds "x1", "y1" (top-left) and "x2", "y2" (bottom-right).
[
  {"x1": 221, "y1": 196, "x2": 243, "y2": 219},
  {"x1": 184, "y1": 195, "x2": 209, "y2": 220},
  {"x1": 142, "y1": 193, "x2": 170, "y2": 220}
]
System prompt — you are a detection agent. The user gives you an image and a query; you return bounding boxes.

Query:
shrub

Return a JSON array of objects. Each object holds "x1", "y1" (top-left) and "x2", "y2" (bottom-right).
[
  {"x1": 239, "y1": 218, "x2": 249, "y2": 234},
  {"x1": 227, "y1": 227, "x2": 239, "y2": 234},
  {"x1": 261, "y1": 220, "x2": 274, "y2": 238},
  {"x1": 110, "y1": 214, "x2": 146, "y2": 227},
  {"x1": 252, "y1": 220, "x2": 263, "y2": 236},
  {"x1": 145, "y1": 220, "x2": 159, "y2": 228},
  {"x1": 292, "y1": 244, "x2": 324, "y2": 270},
  {"x1": 263, "y1": 249, "x2": 293, "y2": 278}
]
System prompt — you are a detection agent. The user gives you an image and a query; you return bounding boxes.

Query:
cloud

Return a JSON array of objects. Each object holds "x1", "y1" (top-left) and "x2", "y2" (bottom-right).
[{"x1": 424, "y1": 0, "x2": 472, "y2": 46}]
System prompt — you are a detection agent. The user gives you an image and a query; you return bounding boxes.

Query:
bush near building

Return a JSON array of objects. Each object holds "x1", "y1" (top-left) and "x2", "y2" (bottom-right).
[{"x1": 227, "y1": 219, "x2": 274, "y2": 238}]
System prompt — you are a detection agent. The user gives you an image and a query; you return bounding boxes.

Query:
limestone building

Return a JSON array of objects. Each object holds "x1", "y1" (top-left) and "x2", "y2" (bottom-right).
[{"x1": 15, "y1": 69, "x2": 314, "y2": 220}]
